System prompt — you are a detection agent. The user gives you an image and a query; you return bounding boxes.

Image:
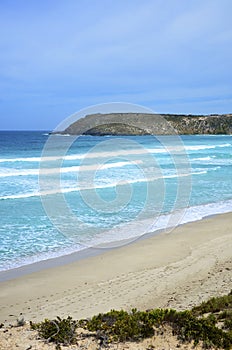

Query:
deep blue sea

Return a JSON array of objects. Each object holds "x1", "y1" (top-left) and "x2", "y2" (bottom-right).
[{"x1": 0, "y1": 131, "x2": 232, "y2": 271}]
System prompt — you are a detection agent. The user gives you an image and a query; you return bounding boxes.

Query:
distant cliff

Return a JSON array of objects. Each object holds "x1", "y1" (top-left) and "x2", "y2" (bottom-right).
[{"x1": 58, "y1": 113, "x2": 232, "y2": 135}]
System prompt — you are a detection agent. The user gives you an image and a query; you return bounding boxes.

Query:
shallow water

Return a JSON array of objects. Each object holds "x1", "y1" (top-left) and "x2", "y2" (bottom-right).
[{"x1": 0, "y1": 131, "x2": 231, "y2": 271}]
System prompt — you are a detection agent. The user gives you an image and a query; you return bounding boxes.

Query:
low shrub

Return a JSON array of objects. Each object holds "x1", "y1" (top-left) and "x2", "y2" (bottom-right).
[
  {"x1": 30, "y1": 291, "x2": 232, "y2": 349},
  {"x1": 80, "y1": 308, "x2": 154, "y2": 342},
  {"x1": 30, "y1": 316, "x2": 77, "y2": 348},
  {"x1": 192, "y1": 291, "x2": 232, "y2": 315}
]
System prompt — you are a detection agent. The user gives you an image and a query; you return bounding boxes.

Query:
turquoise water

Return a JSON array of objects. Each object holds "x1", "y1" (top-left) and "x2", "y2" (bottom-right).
[{"x1": 0, "y1": 131, "x2": 232, "y2": 271}]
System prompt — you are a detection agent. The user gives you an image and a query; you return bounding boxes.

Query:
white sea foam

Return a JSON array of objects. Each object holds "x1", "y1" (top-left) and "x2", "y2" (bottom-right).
[
  {"x1": 0, "y1": 148, "x2": 165, "y2": 163},
  {"x1": 0, "y1": 142, "x2": 230, "y2": 164},
  {"x1": 218, "y1": 143, "x2": 231, "y2": 147},
  {"x1": 191, "y1": 156, "x2": 215, "y2": 161},
  {"x1": 75, "y1": 198, "x2": 232, "y2": 248},
  {"x1": 0, "y1": 157, "x2": 42, "y2": 163},
  {"x1": 0, "y1": 160, "x2": 142, "y2": 178},
  {"x1": 2, "y1": 198, "x2": 231, "y2": 272},
  {"x1": 191, "y1": 156, "x2": 232, "y2": 165},
  {"x1": 0, "y1": 243, "x2": 85, "y2": 272},
  {"x1": 185, "y1": 143, "x2": 231, "y2": 151},
  {"x1": 0, "y1": 169, "x2": 206, "y2": 200},
  {"x1": 153, "y1": 199, "x2": 232, "y2": 232}
]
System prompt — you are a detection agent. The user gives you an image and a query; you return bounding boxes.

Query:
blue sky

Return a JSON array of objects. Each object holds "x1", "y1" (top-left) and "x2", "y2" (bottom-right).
[{"x1": 0, "y1": 0, "x2": 232, "y2": 130}]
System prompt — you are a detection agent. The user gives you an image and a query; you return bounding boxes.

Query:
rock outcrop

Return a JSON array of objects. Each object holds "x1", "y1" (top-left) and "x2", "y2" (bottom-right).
[{"x1": 58, "y1": 113, "x2": 232, "y2": 135}]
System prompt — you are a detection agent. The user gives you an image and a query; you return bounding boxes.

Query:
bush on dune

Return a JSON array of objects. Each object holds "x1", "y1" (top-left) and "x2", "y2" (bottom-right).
[
  {"x1": 30, "y1": 316, "x2": 77, "y2": 349},
  {"x1": 30, "y1": 291, "x2": 232, "y2": 349}
]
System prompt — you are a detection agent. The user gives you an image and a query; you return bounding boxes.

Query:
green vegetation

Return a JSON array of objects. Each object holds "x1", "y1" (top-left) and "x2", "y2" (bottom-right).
[
  {"x1": 80, "y1": 308, "x2": 155, "y2": 342},
  {"x1": 163, "y1": 309, "x2": 232, "y2": 349},
  {"x1": 30, "y1": 291, "x2": 232, "y2": 349},
  {"x1": 30, "y1": 316, "x2": 78, "y2": 349},
  {"x1": 192, "y1": 290, "x2": 232, "y2": 315}
]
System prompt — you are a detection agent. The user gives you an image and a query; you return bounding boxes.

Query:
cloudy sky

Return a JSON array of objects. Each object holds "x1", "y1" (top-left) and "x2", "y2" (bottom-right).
[{"x1": 0, "y1": 0, "x2": 232, "y2": 130}]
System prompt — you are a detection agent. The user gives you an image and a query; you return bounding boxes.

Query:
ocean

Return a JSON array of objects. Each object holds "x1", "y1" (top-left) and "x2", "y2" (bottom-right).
[{"x1": 0, "y1": 131, "x2": 232, "y2": 272}]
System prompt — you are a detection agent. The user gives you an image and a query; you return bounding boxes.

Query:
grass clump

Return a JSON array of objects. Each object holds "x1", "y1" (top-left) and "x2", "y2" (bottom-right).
[
  {"x1": 191, "y1": 290, "x2": 232, "y2": 343},
  {"x1": 30, "y1": 316, "x2": 77, "y2": 349},
  {"x1": 163, "y1": 309, "x2": 232, "y2": 349},
  {"x1": 192, "y1": 290, "x2": 232, "y2": 315}
]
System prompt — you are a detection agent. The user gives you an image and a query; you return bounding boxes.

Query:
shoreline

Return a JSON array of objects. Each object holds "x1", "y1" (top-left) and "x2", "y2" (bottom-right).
[
  {"x1": 0, "y1": 211, "x2": 231, "y2": 325},
  {"x1": 1, "y1": 199, "x2": 232, "y2": 281}
]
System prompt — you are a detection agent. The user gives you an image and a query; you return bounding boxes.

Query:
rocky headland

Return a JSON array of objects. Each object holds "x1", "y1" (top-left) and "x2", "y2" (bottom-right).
[{"x1": 57, "y1": 113, "x2": 232, "y2": 135}]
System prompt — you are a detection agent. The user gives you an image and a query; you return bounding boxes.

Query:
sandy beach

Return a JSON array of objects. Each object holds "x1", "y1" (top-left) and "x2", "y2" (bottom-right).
[
  {"x1": 0, "y1": 212, "x2": 231, "y2": 327},
  {"x1": 0, "y1": 213, "x2": 232, "y2": 349}
]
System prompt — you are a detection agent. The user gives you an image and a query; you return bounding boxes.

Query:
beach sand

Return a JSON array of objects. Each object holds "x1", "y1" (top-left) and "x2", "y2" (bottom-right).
[{"x1": 0, "y1": 212, "x2": 231, "y2": 326}]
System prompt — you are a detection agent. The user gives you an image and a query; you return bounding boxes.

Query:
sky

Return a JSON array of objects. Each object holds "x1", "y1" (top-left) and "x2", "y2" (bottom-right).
[{"x1": 0, "y1": 0, "x2": 232, "y2": 130}]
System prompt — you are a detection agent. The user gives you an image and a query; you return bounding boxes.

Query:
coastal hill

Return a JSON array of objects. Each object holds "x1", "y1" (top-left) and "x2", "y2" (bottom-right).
[{"x1": 59, "y1": 113, "x2": 232, "y2": 135}]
